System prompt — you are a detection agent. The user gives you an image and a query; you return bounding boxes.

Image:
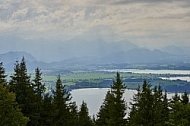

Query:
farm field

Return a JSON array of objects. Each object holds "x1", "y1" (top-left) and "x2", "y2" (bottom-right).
[{"x1": 39, "y1": 69, "x2": 190, "y2": 92}]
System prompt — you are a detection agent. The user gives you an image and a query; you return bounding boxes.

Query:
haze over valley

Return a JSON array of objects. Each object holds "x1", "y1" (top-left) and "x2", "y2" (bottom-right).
[{"x1": 1, "y1": 40, "x2": 190, "y2": 71}]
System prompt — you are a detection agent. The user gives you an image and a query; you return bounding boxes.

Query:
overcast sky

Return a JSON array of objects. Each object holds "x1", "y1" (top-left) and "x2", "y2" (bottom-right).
[{"x1": 0, "y1": 0, "x2": 190, "y2": 49}]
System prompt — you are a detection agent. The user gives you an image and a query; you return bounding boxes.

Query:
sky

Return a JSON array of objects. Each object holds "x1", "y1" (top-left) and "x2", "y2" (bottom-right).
[{"x1": 0, "y1": 0, "x2": 190, "y2": 59}]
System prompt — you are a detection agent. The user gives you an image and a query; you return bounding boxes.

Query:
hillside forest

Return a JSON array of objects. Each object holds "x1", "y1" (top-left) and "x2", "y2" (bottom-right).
[{"x1": 1, "y1": 58, "x2": 190, "y2": 126}]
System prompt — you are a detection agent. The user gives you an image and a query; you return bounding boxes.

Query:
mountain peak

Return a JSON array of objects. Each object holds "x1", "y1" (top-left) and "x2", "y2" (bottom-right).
[{"x1": 0, "y1": 51, "x2": 36, "y2": 64}]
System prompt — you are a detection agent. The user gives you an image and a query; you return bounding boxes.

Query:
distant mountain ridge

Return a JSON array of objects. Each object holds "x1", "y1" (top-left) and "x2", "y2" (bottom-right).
[
  {"x1": 161, "y1": 45, "x2": 190, "y2": 56},
  {"x1": 0, "y1": 51, "x2": 38, "y2": 71},
  {"x1": 1, "y1": 35, "x2": 190, "y2": 64},
  {"x1": 0, "y1": 51, "x2": 36, "y2": 63},
  {"x1": 1, "y1": 45, "x2": 190, "y2": 71},
  {"x1": 0, "y1": 35, "x2": 139, "y2": 62}
]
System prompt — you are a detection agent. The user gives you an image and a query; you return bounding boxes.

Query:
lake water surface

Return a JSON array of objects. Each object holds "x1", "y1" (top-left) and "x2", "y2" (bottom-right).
[
  {"x1": 99, "y1": 69, "x2": 190, "y2": 75},
  {"x1": 71, "y1": 88, "x2": 175, "y2": 117}
]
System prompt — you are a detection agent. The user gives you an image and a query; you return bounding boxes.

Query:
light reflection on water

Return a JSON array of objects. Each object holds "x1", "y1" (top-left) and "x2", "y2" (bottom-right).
[
  {"x1": 161, "y1": 77, "x2": 190, "y2": 82},
  {"x1": 71, "y1": 88, "x2": 176, "y2": 117},
  {"x1": 99, "y1": 69, "x2": 190, "y2": 75}
]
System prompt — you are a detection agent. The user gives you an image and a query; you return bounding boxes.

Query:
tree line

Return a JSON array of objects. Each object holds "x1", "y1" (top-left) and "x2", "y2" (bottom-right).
[{"x1": 1, "y1": 58, "x2": 190, "y2": 126}]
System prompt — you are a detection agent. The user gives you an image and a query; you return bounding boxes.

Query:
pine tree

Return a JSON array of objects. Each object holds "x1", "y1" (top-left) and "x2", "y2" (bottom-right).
[
  {"x1": 152, "y1": 85, "x2": 169, "y2": 125},
  {"x1": 96, "y1": 72, "x2": 127, "y2": 126},
  {"x1": 78, "y1": 101, "x2": 93, "y2": 126},
  {"x1": 69, "y1": 101, "x2": 79, "y2": 126},
  {"x1": 52, "y1": 75, "x2": 72, "y2": 126},
  {"x1": 138, "y1": 80, "x2": 154, "y2": 125},
  {"x1": 0, "y1": 83, "x2": 29, "y2": 126},
  {"x1": 127, "y1": 85, "x2": 142, "y2": 126},
  {"x1": 33, "y1": 67, "x2": 45, "y2": 97},
  {"x1": 162, "y1": 91, "x2": 169, "y2": 124},
  {"x1": 181, "y1": 91, "x2": 189, "y2": 105},
  {"x1": 167, "y1": 92, "x2": 190, "y2": 125},
  {"x1": 0, "y1": 62, "x2": 7, "y2": 84},
  {"x1": 40, "y1": 93, "x2": 54, "y2": 126},
  {"x1": 32, "y1": 67, "x2": 46, "y2": 126},
  {"x1": 128, "y1": 80, "x2": 167, "y2": 126},
  {"x1": 96, "y1": 91, "x2": 114, "y2": 126},
  {"x1": 109, "y1": 72, "x2": 127, "y2": 126},
  {"x1": 9, "y1": 57, "x2": 37, "y2": 126},
  {"x1": 172, "y1": 92, "x2": 180, "y2": 103}
]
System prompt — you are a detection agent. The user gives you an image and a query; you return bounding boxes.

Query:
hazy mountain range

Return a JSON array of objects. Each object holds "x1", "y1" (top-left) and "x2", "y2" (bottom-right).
[{"x1": 1, "y1": 38, "x2": 190, "y2": 71}]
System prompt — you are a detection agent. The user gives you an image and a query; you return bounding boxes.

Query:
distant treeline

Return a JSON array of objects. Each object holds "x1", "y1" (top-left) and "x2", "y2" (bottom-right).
[
  {"x1": 1, "y1": 58, "x2": 190, "y2": 125},
  {"x1": 68, "y1": 77, "x2": 190, "y2": 93}
]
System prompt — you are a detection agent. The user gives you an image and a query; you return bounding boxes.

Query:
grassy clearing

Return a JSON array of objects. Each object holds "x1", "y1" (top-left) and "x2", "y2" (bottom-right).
[{"x1": 42, "y1": 71, "x2": 169, "y2": 82}]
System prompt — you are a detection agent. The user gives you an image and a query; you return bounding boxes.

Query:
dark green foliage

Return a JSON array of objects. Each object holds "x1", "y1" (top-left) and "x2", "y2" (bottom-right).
[
  {"x1": 166, "y1": 91, "x2": 190, "y2": 125},
  {"x1": 40, "y1": 93, "x2": 54, "y2": 126},
  {"x1": 78, "y1": 101, "x2": 93, "y2": 126},
  {"x1": 68, "y1": 101, "x2": 79, "y2": 126},
  {"x1": 32, "y1": 67, "x2": 46, "y2": 126},
  {"x1": 52, "y1": 75, "x2": 73, "y2": 126},
  {"x1": 96, "y1": 91, "x2": 114, "y2": 126},
  {"x1": 0, "y1": 62, "x2": 7, "y2": 84},
  {"x1": 0, "y1": 83, "x2": 29, "y2": 126},
  {"x1": 9, "y1": 58, "x2": 37, "y2": 126},
  {"x1": 172, "y1": 92, "x2": 181, "y2": 102},
  {"x1": 128, "y1": 80, "x2": 169, "y2": 126},
  {"x1": 1, "y1": 59, "x2": 93, "y2": 126},
  {"x1": 181, "y1": 91, "x2": 189, "y2": 105},
  {"x1": 162, "y1": 91, "x2": 170, "y2": 124},
  {"x1": 109, "y1": 72, "x2": 127, "y2": 126},
  {"x1": 152, "y1": 85, "x2": 169, "y2": 125},
  {"x1": 96, "y1": 72, "x2": 127, "y2": 126},
  {"x1": 33, "y1": 67, "x2": 45, "y2": 97},
  {"x1": 127, "y1": 85, "x2": 141, "y2": 126}
]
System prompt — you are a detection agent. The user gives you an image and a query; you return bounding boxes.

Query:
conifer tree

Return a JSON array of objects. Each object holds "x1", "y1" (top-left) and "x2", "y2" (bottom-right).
[
  {"x1": 69, "y1": 101, "x2": 79, "y2": 126},
  {"x1": 167, "y1": 92, "x2": 190, "y2": 125},
  {"x1": 162, "y1": 91, "x2": 169, "y2": 124},
  {"x1": 96, "y1": 91, "x2": 114, "y2": 126},
  {"x1": 0, "y1": 84, "x2": 29, "y2": 126},
  {"x1": 138, "y1": 80, "x2": 154, "y2": 125},
  {"x1": 127, "y1": 85, "x2": 141, "y2": 125},
  {"x1": 32, "y1": 67, "x2": 45, "y2": 125},
  {"x1": 33, "y1": 67, "x2": 45, "y2": 97},
  {"x1": 181, "y1": 91, "x2": 189, "y2": 105},
  {"x1": 9, "y1": 57, "x2": 37, "y2": 126},
  {"x1": 0, "y1": 62, "x2": 7, "y2": 84},
  {"x1": 78, "y1": 101, "x2": 93, "y2": 126},
  {"x1": 152, "y1": 85, "x2": 169, "y2": 125},
  {"x1": 128, "y1": 81, "x2": 170, "y2": 126},
  {"x1": 52, "y1": 75, "x2": 72, "y2": 125},
  {"x1": 96, "y1": 72, "x2": 127, "y2": 126},
  {"x1": 40, "y1": 93, "x2": 54, "y2": 126},
  {"x1": 108, "y1": 72, "x2": 127, "y2": 126}
]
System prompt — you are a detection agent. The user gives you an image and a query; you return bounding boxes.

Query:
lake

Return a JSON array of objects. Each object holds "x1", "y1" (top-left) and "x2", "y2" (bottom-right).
[
  {"x1": 71, "y1": 88, "x2": 135, "y2": 117},
  {"x1": 161, "y1": 76, "x2": 190, "y2": 82},
  {"x1": 71, "y1": 88, "x2": 175, "y2": 117},
  {"x1": 99, "y1": 69, "x2": 190, "y2": 75}
]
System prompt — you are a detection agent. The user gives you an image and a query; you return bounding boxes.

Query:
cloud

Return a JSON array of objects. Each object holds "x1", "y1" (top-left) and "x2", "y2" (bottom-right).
[
  {"x1": 0, "y1": 0, "x2": 189, "y2": 47},
  {"x1": 112, "y1": 0, "x2": 190, "y2": 5}
]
